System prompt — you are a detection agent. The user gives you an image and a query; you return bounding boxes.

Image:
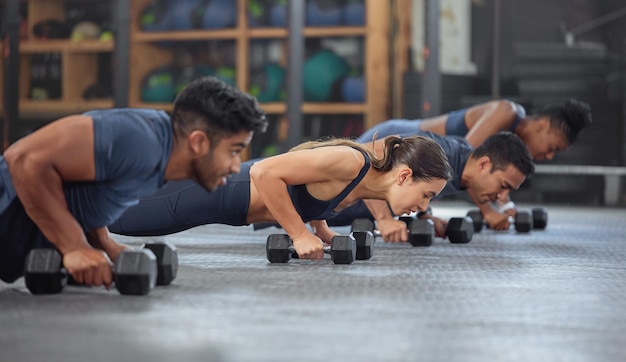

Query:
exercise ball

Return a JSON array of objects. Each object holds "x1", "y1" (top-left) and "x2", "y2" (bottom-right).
[
  {"x1": 139, "y1": 1, "x2": 170, "y2": 32},
  {"x1": 214, "y1": 67, "x2": 237, "y2": 87},
  {"x1": 344, "y1": 0, "x2": 365, "y2": 26},
  {"x1": 341, "y1": 76, "x2": 365, "y2": 102},
  {"x1": 194, "y1": 0, "x2": 237, "y2": 29},
  {"x1": 141, "y1": 66, "x2": 177, "y2": 102},
  {"x1": 249, "y1": 63, "x2": 286, "y2": 102},
  {"x1": 270, "y1": 1, "x2": 287, "y2": 27},
  {"x1": 303, "y1": 50, "x2": 350, "y2": 102},
  {"x1": 306, "y1": 0, "x2": 344, "y2": 27},
  {"x1": 169, "y1": 0, "x2": 204, "y2": 30}
]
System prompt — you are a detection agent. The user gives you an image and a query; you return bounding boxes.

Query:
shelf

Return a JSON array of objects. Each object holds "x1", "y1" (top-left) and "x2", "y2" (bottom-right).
[
  {"x1": 19, "y1": 40, "x2": 114, "y2": 54},
  {"x1": 132, "y1": 30, "x2": 241, "y2": 42},
  {"x1": 132, "y1": 26, "x2": 367, "y2": 42},
  {"x1": 19, "y1": 99, "x2": 114, "y2": 118},
  {"x1": 131, "y1": 102, "x2": 366, "y2": 115}
]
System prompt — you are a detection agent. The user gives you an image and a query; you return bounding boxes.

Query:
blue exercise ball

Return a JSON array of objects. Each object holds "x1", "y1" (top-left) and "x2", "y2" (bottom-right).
[
  {"x1": 306, "y1": 0, "x2": 344, "y2": 27},
  {"x1": 169, "y1": 0, "x2": 204, "y2": 30},
  {"x1": 270, "y1": 2, "x2": 287, "y2": 27},
  {"x1": 197, "y1": 0, "x2": 237, "y2": 29},
  {"x1": 344, "y1": 1, "x2": 365, "y2": 26},
  {"x1": 341, "y1": 76, "x2": 365, "y2": 102}
]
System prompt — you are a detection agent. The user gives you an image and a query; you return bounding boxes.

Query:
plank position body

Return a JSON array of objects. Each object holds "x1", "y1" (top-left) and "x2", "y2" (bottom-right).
[
  {"x1": 327, "y1": 132, "x2": 535, "y2": 242},
  {"x1": 358, "y1": 99, "x2": 591, "y2": 229},
  {"x1": 0, "y1": 77, "x2": 267, "y2": 286},
  {"x1": 109, "y1": 136, "x2": 453, "y2": 259}
]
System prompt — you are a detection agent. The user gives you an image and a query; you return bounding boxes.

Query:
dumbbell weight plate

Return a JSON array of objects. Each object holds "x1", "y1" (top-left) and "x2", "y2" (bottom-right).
[
  {"x1": 351, "y1": 231, "x2": 374, "y2": 260},
  {"x1": 532, "y1": 207, "x2": 548, "y2": 229},
  {"x1": 143, "y1": 241, "x2": 178, "y2": 286},
  {"x1": 466, "y1": 209, "x2": 484, "y2": 233},
  {"x1": 407, "y1": 218, "x2": 434, "y2": 247},
  {"x1": 446, "y1": 217, "x2": 474, "y2": 244},
  {"x1": 24, "y1": 249, "x2": 67, "y2": 295},
  {"x1": 514, "y1": 210, "x2": 532, "y2": 233}
]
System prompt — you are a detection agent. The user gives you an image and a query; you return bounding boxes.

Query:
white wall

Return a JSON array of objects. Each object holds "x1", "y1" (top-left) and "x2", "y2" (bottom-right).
[{"x1": 411, "y1": 0, "x2": 477, "y2": 75}]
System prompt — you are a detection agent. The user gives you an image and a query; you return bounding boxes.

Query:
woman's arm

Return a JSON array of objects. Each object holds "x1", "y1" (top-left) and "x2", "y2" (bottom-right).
[
  {"x1": 308, "y1": 220, "x2": 339, "y2": 245},
  {"x1": 249, "y1": 146, "x2": 362, "y2": 259},
  {"x1": 464, "y1": 100, "x2": 519, "y2": 147}
]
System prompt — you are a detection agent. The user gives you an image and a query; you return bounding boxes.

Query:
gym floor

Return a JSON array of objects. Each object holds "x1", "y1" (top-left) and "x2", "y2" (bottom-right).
[{"x1": 1, "y1": 201, "x2": 626, "y2": 362}]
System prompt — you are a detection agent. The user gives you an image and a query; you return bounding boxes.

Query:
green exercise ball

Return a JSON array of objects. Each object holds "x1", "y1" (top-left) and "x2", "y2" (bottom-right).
[
  {"x1": 303, "y1": 50, "x2": 350, "y2": 102},
  {"x1": 141, "y1": 66, "x2": 177, "y2": 103},
  {"x1": 215, "y1": 66, "x2": 237, "y2": 87},
  {"x1": 249, "y1": 63, "x2": 286, "y2": 102}
]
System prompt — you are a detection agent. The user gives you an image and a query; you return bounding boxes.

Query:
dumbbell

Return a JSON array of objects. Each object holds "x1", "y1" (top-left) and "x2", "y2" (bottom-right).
[
  {"x1": 531, "y1": 207, "x2": 548, "y2": 229},
  {"x1": 350, "y1": 206, "x2": 434, "y2": 238},
  {"x1": 24, "y1": 248, "x2": 157, "y2": 295},
  {"x1": 466, "y1": 208, "x2": 544, "y2": 233},
  {"x1": 142, "y1": 241, "x2": 178, "y2": 286},
  {"x1": 65, "y1": 242, "x2": 178, "y2": 287},
  {"x1": 266, "y1": 233, "x2": 358, "y2": 264},
  {"x1": 401, "y1": 216, "x2": 474, "y2": 246}
]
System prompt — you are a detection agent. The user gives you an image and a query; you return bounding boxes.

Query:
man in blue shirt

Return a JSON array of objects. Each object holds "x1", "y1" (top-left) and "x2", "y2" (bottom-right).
[
  {"x1": 327, "y1": 131, "x2": 535, "y2": 242},
  {"x1": 0, "y1": 76, "x2": 267, "y2": 287}
]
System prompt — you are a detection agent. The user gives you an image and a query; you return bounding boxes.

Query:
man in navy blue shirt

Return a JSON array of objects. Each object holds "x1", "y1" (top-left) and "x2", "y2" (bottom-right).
[
  {"x1": 328, "y1": 131, "x2": 535, "y2": 242},
  {"x1": 0, "y1": 76, "x2": 267, "y2": 287}
]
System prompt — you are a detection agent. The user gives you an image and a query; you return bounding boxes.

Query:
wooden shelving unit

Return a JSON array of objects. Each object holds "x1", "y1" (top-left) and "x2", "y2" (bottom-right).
[
  {"x1": 16, "y1": 0, "x2": 114, "y2": 119},
  {"x1": 128, "y1": 0, "x2": 390, "y2": 130}
]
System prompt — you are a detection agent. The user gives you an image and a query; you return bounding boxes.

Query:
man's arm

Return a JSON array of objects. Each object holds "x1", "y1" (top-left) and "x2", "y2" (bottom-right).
[
  {"x1": 3, "y1": 115, "x2": 113, "y2": 286},
  {"x1": 477, "y1": 200, "x2": 510, "y2": 230}
]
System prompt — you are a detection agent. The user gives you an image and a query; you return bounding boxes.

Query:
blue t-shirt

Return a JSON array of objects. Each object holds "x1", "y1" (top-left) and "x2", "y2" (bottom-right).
[{"x1": 395, "y1": 131, "x2": 471, "y2": 198}]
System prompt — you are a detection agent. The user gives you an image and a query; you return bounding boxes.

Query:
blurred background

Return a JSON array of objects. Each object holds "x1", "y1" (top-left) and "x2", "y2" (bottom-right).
[{"x1": 1, "y1": 0, "x2": 625, "y2": 206}]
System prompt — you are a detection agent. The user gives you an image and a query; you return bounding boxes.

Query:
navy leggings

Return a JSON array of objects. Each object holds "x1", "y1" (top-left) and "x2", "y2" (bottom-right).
[{"x1": 109, "y1": 174, "x2": 251, "y2": 236}]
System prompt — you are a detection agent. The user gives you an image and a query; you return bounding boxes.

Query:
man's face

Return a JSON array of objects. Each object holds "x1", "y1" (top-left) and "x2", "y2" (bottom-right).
[
  {"x1": 468, "y1": 160, "x2": 526, "y2": 204},
  {"x1": 192, "y1": 130, "x2": 254, "y2": 192}
]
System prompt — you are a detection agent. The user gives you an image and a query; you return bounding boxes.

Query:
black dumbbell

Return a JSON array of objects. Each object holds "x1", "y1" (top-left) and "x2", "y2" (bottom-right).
[
  {"x1": 402, "y1": 216, "x2": 474, "y2": 246},
  {"x1": 531, "y1": 207, "x2": 548, "y2": 229},
  {"x1": 142, "y1": 241, "x2": 178, "y2": 286},
  {"x1": 266, "y1": 234, "x2": 357, "y2": 264},
  {"x1": 466, "y1": 209, "x2": 536, "y2": 233},
  {"x1": 24, "y1": 248, "x2": 158, "y2": 295},
  {"x1": 66, "y1": 242, "x2": 178, "y2": 287}
]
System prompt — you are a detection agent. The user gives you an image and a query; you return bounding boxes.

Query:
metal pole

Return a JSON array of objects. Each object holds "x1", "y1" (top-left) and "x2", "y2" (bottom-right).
[
  {"x1": 422, "y1": 0, "x2": 440, "y2": 117},
  {"x1": 622, "y1": 38, "x2": 626, "y2": 167},
  {"x1": 112, "y1": 0, "x2": 130, "y2": 107},
  {"x1": 286, "y1": 0, "x2": 305, "y2": 148},
  {"x1": 491, "y1": 0, "x2": 501, "y2": 98},
  {"x1": 2, "y1": 0, "x2": 20, "y2": 147}
]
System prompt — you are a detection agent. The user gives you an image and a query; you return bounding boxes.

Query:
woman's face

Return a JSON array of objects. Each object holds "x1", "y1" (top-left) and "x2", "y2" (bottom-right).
[
  {"x1": 387, "y1": 173, "x2": 447, "y2": 216},
  {"x1": 522, "y1": 121, "x2": 569, "y2": 161}
]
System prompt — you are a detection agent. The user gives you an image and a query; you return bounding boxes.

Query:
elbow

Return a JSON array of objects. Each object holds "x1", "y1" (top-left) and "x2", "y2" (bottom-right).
[
  {"x1": 3, "y1": 144, "x2": 26, "y2": 170},
  {"x1": 249, "y1": 163, "x2": 269, "y2": 185}
]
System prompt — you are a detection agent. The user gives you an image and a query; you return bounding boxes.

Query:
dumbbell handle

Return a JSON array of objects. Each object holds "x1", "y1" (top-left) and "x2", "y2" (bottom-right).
[{"x1": 288, "y1": 244, "x2": 331, "y2": 257}]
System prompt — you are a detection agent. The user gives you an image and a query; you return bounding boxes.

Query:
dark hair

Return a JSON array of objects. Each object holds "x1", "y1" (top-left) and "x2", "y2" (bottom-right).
[
  {"x1": 290, "y1": 136, "x2": 453, "y2": 182},
  {"x1": 534, "y1": 98, "x2": 592, "y2": 144},
  {"x1": 471, "y1": 132, "x2": 535, "y2": 178},
  {"x1": 171, "y1": 76, "x2": 268, "y2": 146}
]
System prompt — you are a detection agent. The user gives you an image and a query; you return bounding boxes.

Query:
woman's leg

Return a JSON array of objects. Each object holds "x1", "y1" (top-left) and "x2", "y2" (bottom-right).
[{"x1": 357, "y1": 119, "x2": 422, "y2": 144}]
